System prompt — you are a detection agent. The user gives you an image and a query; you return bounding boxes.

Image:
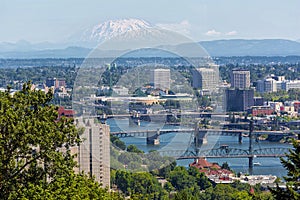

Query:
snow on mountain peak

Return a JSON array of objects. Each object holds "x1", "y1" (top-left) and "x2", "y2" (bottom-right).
[{"x1": 81, "y1": 18, "x2": 153, "y2": 44}]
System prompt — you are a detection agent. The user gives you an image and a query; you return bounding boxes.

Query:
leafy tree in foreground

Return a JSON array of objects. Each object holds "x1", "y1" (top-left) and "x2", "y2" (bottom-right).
[
  {"x1": 270, "y1": 139, "x2": 300, "y2": 200},
  {"x1": 0, "y1": 83, "x2": 120, "y2": 199}
]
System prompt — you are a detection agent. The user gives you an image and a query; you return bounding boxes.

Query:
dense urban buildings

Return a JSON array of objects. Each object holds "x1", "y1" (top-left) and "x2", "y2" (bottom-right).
[
  {"x1": 150, "y1": 68, "x2": 170, "y2": 90},
  {"x1": 256, "y1": 75, "x2": 300, "y2": 93},
  {"x1": 192, "y1": 67, "x2": 218, "y2": 93},
  {"x1": 230, "y1": 69, "x2": 250, "y2": 89}
]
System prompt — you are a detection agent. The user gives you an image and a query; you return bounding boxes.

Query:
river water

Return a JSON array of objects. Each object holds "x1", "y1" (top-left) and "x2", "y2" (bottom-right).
[{"x1": 107, "y1": 118, "x2": 291, "y2": 177}]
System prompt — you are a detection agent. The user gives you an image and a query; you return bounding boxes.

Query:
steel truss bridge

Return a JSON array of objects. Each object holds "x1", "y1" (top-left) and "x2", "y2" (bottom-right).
[
  {"x1": 110, "y1": 128, "x2": 294, "y2": 138},
  {"x1": 159, "y1": 146, "x2": 290, "y2": 159},
  {"x1": 112, "y1": 120, "x2": 294, "y2": 174}
]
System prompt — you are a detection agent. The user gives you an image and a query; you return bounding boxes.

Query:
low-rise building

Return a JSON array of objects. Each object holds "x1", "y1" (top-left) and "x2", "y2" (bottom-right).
[
  {"x1": 57, "y1": 106, "x2": 74, "y2": 119},
  {"x1": 294, "y1": 102, "x2": 300, "y2": 114},
  {"x1": 250, "y1": 106, "x2": 274, "y2": 116},
  {"x1": 265, "y1": 102, "x2": 283, "y2": 113},
  {"x1": 280, "y1": 105, "x2": 296, "y2": 116},
  {"x1": 190, "y1": 158, "x2": 234, "y2": 183},
  {"x1": 282, "y1": 80, "x2": 300, "y2": 91}
]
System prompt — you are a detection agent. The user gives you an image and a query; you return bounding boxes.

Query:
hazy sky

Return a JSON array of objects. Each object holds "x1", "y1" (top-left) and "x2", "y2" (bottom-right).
[{"x1": 1, "y1": 0, "x2": 299, "y2": 43}]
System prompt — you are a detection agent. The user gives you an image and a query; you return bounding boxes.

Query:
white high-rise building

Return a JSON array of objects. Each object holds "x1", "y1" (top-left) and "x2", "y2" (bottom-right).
[
  {"x1": 151, "y1": 69, "x2": 170, "y2": 90},
  {"x1": 264, "y1": 78, "x2": 277, "y2": 93},
  {"x1": 76, "y1": 118, "x2": 110, "y2": 188},
  {"x1": 192, "y1": 68, "x2": 218, "y2": 92}
]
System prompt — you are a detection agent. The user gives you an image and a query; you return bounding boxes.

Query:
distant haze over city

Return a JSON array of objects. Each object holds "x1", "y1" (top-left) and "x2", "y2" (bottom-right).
[{"x1": 1, "y1": 18, "x2": 300, "y2": 58}]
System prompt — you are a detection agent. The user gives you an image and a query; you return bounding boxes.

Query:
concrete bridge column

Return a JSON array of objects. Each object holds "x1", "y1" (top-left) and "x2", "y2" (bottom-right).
[
  {"x1": 249, "y1": 155, "x2": 254, "y2": 175},
  {"x1": 98, "y1": 113, "x2": 107, "y2": 124},
  {"x1": 129, "y1": 112, "x2": 140, "y2": 126},
  {"x1": 248, "y1": 120, "x2": 254, "y2": 175},
  {"x1": 238, "y1": 132, "x2": 243, "y2": 143},
  {"x1": 146, "y1": 129, "x2": 160, "y2": 145},
  {"x1": 196, "y1": 130, "x2": 208, "y2": 146}
]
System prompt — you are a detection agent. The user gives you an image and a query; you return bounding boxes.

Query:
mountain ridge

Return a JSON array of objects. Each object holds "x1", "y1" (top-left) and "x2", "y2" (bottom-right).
[
  {"x1": 2, "y1": 39, "x2": 300, "y2": 58},
  {"x1": 200, "y1": 39, "x2": 300, "y2": 56},
  {"x1": 2, "y1": 18, "x2": 300, "y2": 58}
]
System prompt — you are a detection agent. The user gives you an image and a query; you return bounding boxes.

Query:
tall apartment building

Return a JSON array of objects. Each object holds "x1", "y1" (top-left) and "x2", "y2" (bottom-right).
[
  {"x1": 76, "y1": 117, "x2": 110, "y2": 188},
  {"x1": 230, "y1": 69, "x2": 250, "y2": 89},
  {"x1": 150, "y1": 69, "x2": 170, "y2": 90},
  {"x1": 225, "y1": 88, "x2": 254, "y2": 112},
  {"x1": 192, "y1": 68, "x2": 218, "y2": 92}
]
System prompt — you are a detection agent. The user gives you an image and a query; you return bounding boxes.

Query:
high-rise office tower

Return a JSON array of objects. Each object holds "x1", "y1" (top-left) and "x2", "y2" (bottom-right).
[
  {"x1": 150, "y1": 69, "x2": 170, "y2": 90},
  {"x1": 230, "y1": 69, "x2": 250, "y2": 89},
  {"x1": 192, "y1": 68, "x2": 218, "y2": 92}
]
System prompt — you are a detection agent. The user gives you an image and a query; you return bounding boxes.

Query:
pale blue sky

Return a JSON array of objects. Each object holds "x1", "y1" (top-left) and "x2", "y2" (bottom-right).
[{"x1": 1, "y1": 0, "x2": 299, "y2": 43}]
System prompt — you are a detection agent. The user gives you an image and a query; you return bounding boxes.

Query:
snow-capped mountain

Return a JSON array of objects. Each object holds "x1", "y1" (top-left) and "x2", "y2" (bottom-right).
[
  {"x1": 3, "y1": 18, "x2": 300, "y2": 58},
  {"x1": 78, "y1": 18, "x2": 154, "y2": 46}
]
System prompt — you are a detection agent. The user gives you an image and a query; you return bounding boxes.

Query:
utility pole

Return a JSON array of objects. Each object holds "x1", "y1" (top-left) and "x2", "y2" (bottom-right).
[{"x1": 249, "y1": 119, "x2": 254, "y2": 175}]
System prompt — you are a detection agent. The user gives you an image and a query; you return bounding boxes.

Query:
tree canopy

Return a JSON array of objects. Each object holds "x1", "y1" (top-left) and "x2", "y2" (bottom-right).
[
  {"x1": 0, "y1": 83, "x2": 121, "y2": 199},
  {"x1": 270, "y1": 139, "x2": 300, "y2": 200}
]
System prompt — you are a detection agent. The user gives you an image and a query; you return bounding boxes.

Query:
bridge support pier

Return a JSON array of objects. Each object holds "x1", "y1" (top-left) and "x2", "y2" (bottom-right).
[
  {"x1": 238, "y1": 132, "x2": 243, "y2": 143},
  {"x1": 248, "y1": 120, "x2": 254, "y2": 175},
  {"x1": 249, "y1": 156, "x2": 253, "y2": 175},
  {"x1": 195, "y1": 130, "x2": 208, "y2": 146},
  {"x1": 147, "y1": 129, "x2": 160, "y2": 145},
  {"x1": 129, "y1": 112, "x2": 140, "y2": 126}
]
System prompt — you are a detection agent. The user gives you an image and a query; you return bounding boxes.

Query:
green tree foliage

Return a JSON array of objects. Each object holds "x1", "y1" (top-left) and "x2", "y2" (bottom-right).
[
  {"x1": 115, "y1": 170, "x2": 133, "y2": 196},
  {"x1": 260, "y1": 89, "x2": 300, "y2": 102},
  {"x1": 0, "y1": 83, "x2": 120, "y2": 199},
  {"x1": 164, "y1": 182, "x2": 174, "y2": 194},
  {"x1": 174, "y1": 189, "x2": 199, "y2": 200},
  {"x1": 15, "y1": 173, "x2": 122, "y2": 200},
  {"x1": 127, "y1": 144, "x2": 144, "y2": 153},
  {"x1": 159, "y1": 161, "x2": 177, "y2": 178},
  {"x1": 270, "y1": 139, "x2": 300, "y2": 200},
  {"x1": 197, "y1": 95, "x2": 211, "y2": 108},
  {"x1": 168, "y1": 166, "x2": 212, "y2": 195},
  {"x1": 133, "y1": 88, "x2": 147, "y2": 97},
  {"x1": 221, "y1": 162, "x2": 231, "y2": 171},
  {"x1": 115, "y1": 170, "x2": 167, "y2": 199},
  {"x1": 111, "y1": 135, "x2": 126, "y2": 150},
  {"x1": 199, "y1": 184, "x2": 252, "y2": 200}
]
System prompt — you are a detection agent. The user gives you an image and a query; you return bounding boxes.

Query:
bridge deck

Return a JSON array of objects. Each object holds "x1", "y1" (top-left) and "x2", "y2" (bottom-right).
[
  {"x1": 111, "y1": 128, "x2": 294, "y2": 136},
  {"x1": 177, "y1": 154, "x2": 286, "y2": 159}
]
